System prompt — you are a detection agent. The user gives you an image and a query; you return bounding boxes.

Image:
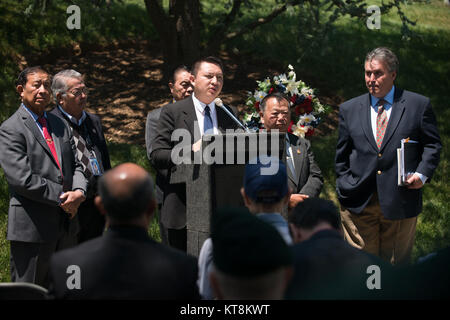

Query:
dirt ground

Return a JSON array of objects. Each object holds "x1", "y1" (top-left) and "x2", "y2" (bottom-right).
[{"x1": 34, "y1": 40, "x2": 343, "y2": 145}]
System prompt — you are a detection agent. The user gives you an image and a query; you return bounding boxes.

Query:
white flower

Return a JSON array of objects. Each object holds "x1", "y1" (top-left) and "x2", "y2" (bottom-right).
[
  {"x1": 214, "y1": 98, "x2": 223, "y2": 107},
  {"x1": 288, "y1": 64, "x2": 294, "y2": 70},
  {"x1": 286, "y1": 79, "x2": 301, "y2": 96},
  {"x1": 254, "y1": 90, "x2": 267, "y2": 102},
  {"x1": 291, "y1": 125, "x2": 308, "y2": 138},
  {"x1": 301, "y1": 87, "x2": 314, "y2": 96},
  {"x1": 298, "y1": 114, "x2": 316, "y2": 126},
  {"x1": 288, "y1": 70, "x2": 296, "y2": 80},
  {"x1": 317, "y1": 105, "x2": 325, "y2": 113},
  {"x1": 278, "y1": 73, "x2": 288, "y2": 83}
]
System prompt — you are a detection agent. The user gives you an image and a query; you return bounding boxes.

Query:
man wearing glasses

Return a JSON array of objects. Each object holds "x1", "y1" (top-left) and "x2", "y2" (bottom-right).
[{"x1": 50, "y1": 69, "x2": 111, "y2": 243}]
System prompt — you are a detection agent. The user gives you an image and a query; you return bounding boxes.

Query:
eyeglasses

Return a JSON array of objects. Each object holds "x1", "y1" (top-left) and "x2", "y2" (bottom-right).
[{"x1": 68, "y1": 87, "x2": 88, "y2": 97}]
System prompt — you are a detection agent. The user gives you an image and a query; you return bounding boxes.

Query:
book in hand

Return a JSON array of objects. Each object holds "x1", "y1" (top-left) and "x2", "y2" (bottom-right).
[{"x1": 397, "y1": 138, "x2": 419, "y2": 186}]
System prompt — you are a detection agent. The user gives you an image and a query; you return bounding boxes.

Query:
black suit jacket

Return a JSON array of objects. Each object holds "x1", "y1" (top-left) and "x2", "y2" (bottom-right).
[
  {"x1": 286, "y1": 133, "x2": 323, "y2": 197},
  {"x1": 150, "y1": 96, "x2": 239, "y2": 229},
  {"x1": 285, "y1": 229, "x2": 389, "y2": 300},
  {"x1": 48, "y1": 226, "x2": 201, "y2": 299},
  {"x1": 335, "y1": 88, "x2": 441, "y2": 219}
]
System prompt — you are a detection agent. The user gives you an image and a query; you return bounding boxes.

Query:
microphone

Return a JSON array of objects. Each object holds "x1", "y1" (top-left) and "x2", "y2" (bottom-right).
[{"x1": 214, "y1": 98, "x2": 251, "y2": 133}]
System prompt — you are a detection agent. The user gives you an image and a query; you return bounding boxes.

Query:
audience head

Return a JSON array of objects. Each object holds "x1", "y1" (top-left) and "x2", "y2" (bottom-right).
[
  {"x1": 209, "y1": 207, "x2": 293, "y2": 299},
  {"x1": 168, "y1": 65, "x2": 193, "y2": 102},
  {"x1": 241, "y1": 156, "x2": 290, "y2": 214},
  {"x1": 95, "y1": 163, "x2": 155, "y2": 227},
  {"x1": 288, "y1": 198, "x2": 341, "y2": 243},
  {"x1": 16, "y1": 66, "x2": 52, "y2": 116},
  {"x1": 190, "y1": 56, "x2": 224, "y2": 104},
  {"x1": 259, "y1": 92, "x2": 291, "y2": 132},
  {"x1": 51, "y1": 69, "x2": 87, "y2": 120},
  {"x1": 364, "y1": 47, "x2": 398, "y2": 98}
]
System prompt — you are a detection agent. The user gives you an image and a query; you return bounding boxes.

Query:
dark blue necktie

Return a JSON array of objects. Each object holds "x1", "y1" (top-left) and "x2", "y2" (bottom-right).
[{"x1": 204, "y1": 105, "x2": 214, "y2": 134}]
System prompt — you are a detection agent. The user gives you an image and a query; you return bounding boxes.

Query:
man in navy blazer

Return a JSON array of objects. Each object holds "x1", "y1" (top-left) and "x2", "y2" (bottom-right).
[{"x1": 335, "y1": 47, "x2": 441, "y2": 265}]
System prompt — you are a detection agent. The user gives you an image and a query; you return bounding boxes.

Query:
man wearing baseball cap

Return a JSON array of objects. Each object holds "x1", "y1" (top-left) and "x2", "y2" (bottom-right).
[{"x1": 197, "y1": 156, "x2": 293, "y2": 299}]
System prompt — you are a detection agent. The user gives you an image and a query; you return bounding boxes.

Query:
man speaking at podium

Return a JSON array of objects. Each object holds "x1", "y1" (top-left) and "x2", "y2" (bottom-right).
[
  {"x1": 335, "y1": 47, "x2": 441, "y2": 265},
  {"x1": 151, "y1": 56, "x2": 238, "y2": 251}
]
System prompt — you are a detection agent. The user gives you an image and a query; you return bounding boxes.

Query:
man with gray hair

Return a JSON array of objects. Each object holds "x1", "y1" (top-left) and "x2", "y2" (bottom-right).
[
  {"x1": 335, "y1": 47, "x2": 441, "y2": 265},
  {"x1": 50, "y1": 69, "x2": 111, "y2": 243}
]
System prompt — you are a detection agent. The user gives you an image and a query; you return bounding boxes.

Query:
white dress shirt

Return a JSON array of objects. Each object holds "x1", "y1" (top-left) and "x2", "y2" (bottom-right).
[{"x1": 192, "y1": 93, "x2": 219, "y2": 135}]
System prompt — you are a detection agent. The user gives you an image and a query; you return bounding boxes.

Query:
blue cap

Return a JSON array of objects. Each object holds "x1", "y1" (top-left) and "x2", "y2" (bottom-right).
[{"x1": 243, "y1": 156, "x2": 288, "y2": 203}]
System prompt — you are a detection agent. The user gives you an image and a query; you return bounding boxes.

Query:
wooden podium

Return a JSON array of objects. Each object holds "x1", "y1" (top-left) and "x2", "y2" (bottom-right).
[{"x1": 170, "y1": 131, "x2": 286, "y2": 256}]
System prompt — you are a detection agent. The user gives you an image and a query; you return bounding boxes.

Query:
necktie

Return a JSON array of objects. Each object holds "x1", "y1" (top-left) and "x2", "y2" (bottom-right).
[
  {"x1": 376, "y1": 99, "x2": 388, "y2": 149},
  {"x1": 204, "y1": 105, "x2": 214, "y2": 134},
  {"x1": 71, "y1": 124, "x2": 93, "y2": 178},
  {"x1": 38, "y1": 117, "x2": 62, "y2": 172}
]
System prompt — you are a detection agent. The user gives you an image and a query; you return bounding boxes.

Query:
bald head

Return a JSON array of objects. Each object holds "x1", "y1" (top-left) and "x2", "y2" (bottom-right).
[{"x1": 97, "y1": 163, "x2": 155, "y2": 222}]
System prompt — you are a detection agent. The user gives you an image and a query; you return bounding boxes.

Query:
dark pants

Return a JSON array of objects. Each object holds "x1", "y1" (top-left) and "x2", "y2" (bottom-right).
[
  {"x1": 77, "y1": 197, "x2": 105, "y2": 243},
  {"x1": 10, "y1": 231, "x2": 77, "y2": 289}
]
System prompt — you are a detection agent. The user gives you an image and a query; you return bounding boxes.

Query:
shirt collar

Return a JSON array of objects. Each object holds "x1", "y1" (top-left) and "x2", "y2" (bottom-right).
[
  {"x1": 370, "y1": 85, "x2": 395, "y2": 109},
  {"x1": 58, "y1": 105, "x2": 86, "y2": 126},
  {"x1": 192, "y1": 92, "x2": 215, "y2": 113},
  {"x1": 22, "y1": 103, "x2": 46, "y2": 121}
]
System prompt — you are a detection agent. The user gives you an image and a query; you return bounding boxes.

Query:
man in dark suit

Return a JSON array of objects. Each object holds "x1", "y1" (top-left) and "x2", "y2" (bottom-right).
[
  {"x1": 151, "y1": 56, "x2": 239, "y2": 251},
  {"x1": 285, "y1": 198, "x2": 388, "y2": 300},
  {"x1": 50, "y1": 69, "x2": 111, "y2": 243},
  {"x1": 259, "y1": 93, "x2": 323, "y2": 210},
  {"x1": 145, "y1": 65, "x2": 193, "y2": 245},
  {"x1": 48, "y1": 162, "x2": 201, "y2": 299},
  {"x1": 0, "y1": 66, "x2": 88, "y2": 288},
  {"x1": 335, "y1": 47, "x2": 442, "y2": 265}
]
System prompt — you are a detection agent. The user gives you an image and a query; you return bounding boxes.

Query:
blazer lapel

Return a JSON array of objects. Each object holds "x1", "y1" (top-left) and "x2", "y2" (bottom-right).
[
  {"x1": 20, "y1": 107, "x2": 53, "y2": 157},
  {"x1": 380, "y1": 88, "x2": 405, "y2": 151},
  {"x1": 359, "y1": 94, "x2": 378, "y2": 152},
  {"x1": 182, "y1": 97, "x2": 201, "y2": 142},
  {"x1": 48, "y1": 116, "x2": 63, "y2": 171},
  {"x1": 287, "y1": 133, "x2": 303, "y2": 187}
]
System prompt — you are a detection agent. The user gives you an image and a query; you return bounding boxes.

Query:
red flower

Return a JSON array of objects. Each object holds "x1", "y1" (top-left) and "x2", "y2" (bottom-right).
[
  {"x1": 295, "y1": 105, "x2": 304, "y2": 116},
  {"x1": 288, "y1": 121, "x2": 294, "y2": 133},
  {"x1": 290, "y1": 94, "x2": 297, "y2": 104},
  {"x1": 255, "y1": 101, "x2": 260, "y2": 112},
  {"x1": 305, "y1": 127, "x2": 315, "y2": 137},
  {"x1": 299, "y1": 96, "x2": 313, "y2": 113},
  {"x1": 268, "y1": 87, "x2": 275, "y2": 94}
]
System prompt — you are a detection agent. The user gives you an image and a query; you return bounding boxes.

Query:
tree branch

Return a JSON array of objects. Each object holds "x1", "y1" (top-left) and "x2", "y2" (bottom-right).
[{"x1": 223, "y1": 0, "x2": 301, "y2": 41}]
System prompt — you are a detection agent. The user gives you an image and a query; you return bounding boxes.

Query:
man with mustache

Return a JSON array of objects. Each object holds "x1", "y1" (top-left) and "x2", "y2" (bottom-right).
[
  {"x1": 0, "y1": 66, "x2": 88, "y2": 287},
  {"x1": 151, "y1": 56, "x2": 239, "y2": 251},
  {"x1": 335, "y1": 47, "x2": 442, "y2": 265}
]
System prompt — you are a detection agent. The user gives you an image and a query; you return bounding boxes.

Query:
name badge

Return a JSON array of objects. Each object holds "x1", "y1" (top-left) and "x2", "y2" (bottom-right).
[{"x1": 89, "y1": 158, "x2": 102, "y2": 176}]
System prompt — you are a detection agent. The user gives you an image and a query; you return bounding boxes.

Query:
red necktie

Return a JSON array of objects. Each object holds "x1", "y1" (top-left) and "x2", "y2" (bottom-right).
[{"x1": 38, "y1": 117, "x2": 62, "y2": 172}]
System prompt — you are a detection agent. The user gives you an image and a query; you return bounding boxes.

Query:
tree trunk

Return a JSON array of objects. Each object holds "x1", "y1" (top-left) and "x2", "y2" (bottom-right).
[{"x1": 144, "y1": 0, "x2": 202, "y2": 81}]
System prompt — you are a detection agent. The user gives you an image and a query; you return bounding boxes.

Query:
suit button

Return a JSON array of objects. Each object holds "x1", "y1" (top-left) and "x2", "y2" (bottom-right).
[
  {"x1": 377, "y1": 170, "x2": 382, "y2": 175},
  {"x1": 57, "y1": 176, "x2": 63, "y2": 183},
  {"x1": 378, "y1": 153, "x2": 382, "y2": 158}
]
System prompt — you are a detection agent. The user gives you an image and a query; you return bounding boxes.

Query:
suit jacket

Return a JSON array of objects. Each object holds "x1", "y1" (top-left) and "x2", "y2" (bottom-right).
[
  {"x1": 151, "y1": 96, "x2": 239, "y2": 229},
  {"x1": 48, "y1": 226, "x2": 201, "y2": 299},
  {"x1": 335, "y1": 88, "x2": 441, "y2": 219},
  {"x1": 286, "y1": 133, "x2": 323, "y2": 197},
  {"x1": 285, "y1": 229, "x2": 389, "y2": 300},
  {"x1": 50, "y1": 107, "x2": 111, "y2": 198},
  {"x1": 145, "y1": 107, "x2": 166, "y2": 205},
  {"x1": 0, "y1": 106, "x2": 88, "y2": 243}
]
